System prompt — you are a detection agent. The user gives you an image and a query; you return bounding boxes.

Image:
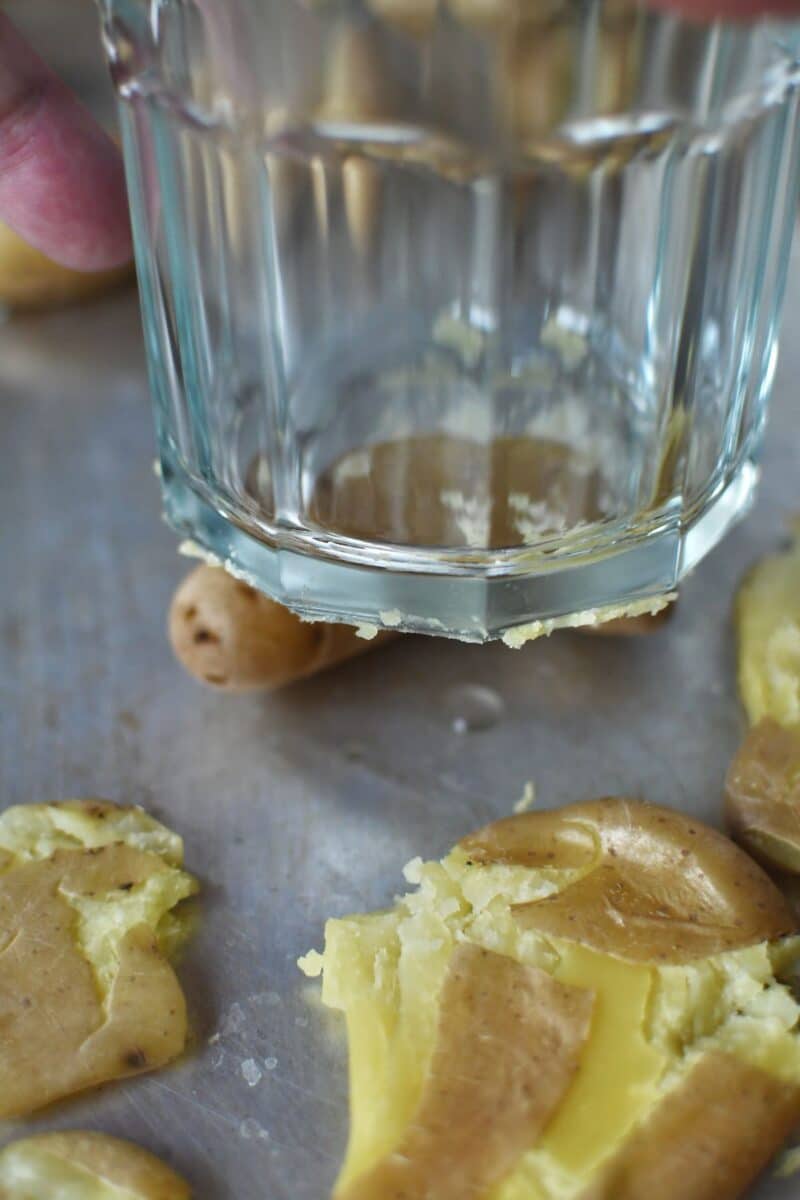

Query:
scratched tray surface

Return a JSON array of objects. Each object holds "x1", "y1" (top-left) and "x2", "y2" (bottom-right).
[{"x1": 2, "y1": 8, "x2": 800, "y2": 1199}]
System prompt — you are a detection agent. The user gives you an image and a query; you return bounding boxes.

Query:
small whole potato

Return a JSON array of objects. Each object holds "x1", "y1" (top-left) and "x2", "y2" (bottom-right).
[{"x1": 169, "y1": 565, "x2": 391, "y2": 692}]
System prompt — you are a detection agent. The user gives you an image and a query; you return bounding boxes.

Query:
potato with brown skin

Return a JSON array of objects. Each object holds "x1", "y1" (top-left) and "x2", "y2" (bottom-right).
[
  {"x1": 729, "y1": 528, "x2": 800, "y2": 874},
  {"x1": 303, "y1": 797, "x2": 800, "y2": 1200},
  {"x1": 463, "y1": 798, "x2": 796, "y2": 962},
  {"x1": 0, "y1": 800, "x2": 196, "y2": 1118},
  {"x1": 580, "y1": 1052, "x2": 800, "y2": 1200},
  {"x1": 339, "y1": 945, "x2": 594, "y2": 1200},
  {"x1": 169, "y1": 565, "x2": 393, "y2": 692},
  {"x1": 725, "y1": 718, "x2": 800, "y2": 874},
  {"x1": 0, "y1": 1131, "x2": 190, "y2": 1199}
]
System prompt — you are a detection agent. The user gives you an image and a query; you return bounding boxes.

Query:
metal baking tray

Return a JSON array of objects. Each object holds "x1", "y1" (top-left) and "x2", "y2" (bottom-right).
[{"x1": 1, "y1": 4, "x2": 799, "y2": 1196}]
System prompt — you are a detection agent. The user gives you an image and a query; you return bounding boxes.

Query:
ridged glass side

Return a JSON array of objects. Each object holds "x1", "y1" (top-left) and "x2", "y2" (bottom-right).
[{"x1": 103, "y1": 0, "x2": 800, "y2": 639}]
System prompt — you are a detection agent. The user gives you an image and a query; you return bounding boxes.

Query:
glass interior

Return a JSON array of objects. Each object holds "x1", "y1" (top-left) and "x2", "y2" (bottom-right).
[{"x1": 99, "y1": 0, "x2": 800, "y2": 634}]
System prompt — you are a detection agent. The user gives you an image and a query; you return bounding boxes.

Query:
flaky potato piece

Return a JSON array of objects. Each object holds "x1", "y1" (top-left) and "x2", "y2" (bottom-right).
[
  {"x1": 737, "y1": 525, "x2": 800, "y2": 727},
  {"x1": 0, "y1": 1131, "x2": 190, "y2": 1199},
  {"x1": 726, "y1": 719, "x2": 800, "y2": 874},
  {"x1": 0, "y1": 801, "x2": 197, "y2": 1118},
  {"x1": 300, "y1": 798, "x2": 800, "y2": 1200},
  {"x1": 579, "y1": 604, "x2": 674, "y2": 637},
  {"x1": 340, "y1": 945, "x2": 594, "y2": 1200},
  {"x1": 581, "y1": 1052, "x2": 800, "y2": 1200},
  {"x1": 466, "y1": 799, "x2": 793, "y2": 961},
  {"x1": 731, "y1": 529, "x2": 800, "y2": 874}
]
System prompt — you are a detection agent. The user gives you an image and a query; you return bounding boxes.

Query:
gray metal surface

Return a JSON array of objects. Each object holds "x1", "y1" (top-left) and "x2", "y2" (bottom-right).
[
  {"x1": 2, "y1": 5, "x2": 800, "y2": 1197},
  {"x1": 2, "y1": 277, "x2": 800, "y2": 1200}
]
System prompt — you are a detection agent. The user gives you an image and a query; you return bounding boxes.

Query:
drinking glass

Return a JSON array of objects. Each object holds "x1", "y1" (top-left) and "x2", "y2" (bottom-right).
[{"x1": 100, "y1": 0, "x2": 800, "y2": 640}]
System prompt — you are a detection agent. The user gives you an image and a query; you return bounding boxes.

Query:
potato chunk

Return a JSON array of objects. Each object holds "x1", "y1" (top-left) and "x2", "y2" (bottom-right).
[
  {"x1": 0, "y1": 1131, "x2": 190, "y2": 1199},
  {"x1": 302, "y1": 798, "x2": 800, "y2": 1200},
  {"x1": 737, "y1": 526, "x2": 800, "y2": 727},
  {"x1": 339, "y1": 945, "x2": 593, "y2": 1200},
  {"x1": 725, "y1": 718, "x2": 800, "y2": 874},
  {"x1": 0, "y1": 801, "x2": 196, "y2": 1117}
]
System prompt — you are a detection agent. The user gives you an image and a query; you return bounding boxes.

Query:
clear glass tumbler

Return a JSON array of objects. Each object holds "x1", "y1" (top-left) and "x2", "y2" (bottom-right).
[{"x1": 100, "y1": 0, "x2": 800, "y2": 641}]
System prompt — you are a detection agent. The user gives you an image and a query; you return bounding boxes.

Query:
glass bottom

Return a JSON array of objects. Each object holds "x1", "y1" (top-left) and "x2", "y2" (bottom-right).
[{"x1": 160, "y1": 448, "x2": 758, "y2": 642}]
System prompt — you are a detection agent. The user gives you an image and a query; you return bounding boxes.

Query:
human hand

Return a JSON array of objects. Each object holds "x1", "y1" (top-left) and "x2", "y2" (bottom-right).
[
  {"x1": 652, "y1": 0, "x2": 800, "y2": 15},
  {"x1": 1, "y1": 0, "x2": 797, "y2": 281},
  {"x1": 0, "y1": 12, "x2": 131, "y2": 273}
]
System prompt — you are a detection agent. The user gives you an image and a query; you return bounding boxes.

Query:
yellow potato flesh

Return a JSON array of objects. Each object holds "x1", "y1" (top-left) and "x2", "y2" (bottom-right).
[
  {"x1": 733, "y1": 528, "x2": 800, "y2": 874},
  {"x1": 507, "y1": 946, "x2": 662, "y2": 1195},
  {"x1": 0, "y1": 1131, "x2": 190, "y2": 1200},
  {"x1": 305, "y1": 800, "x2": 800, "y2": 1200},
  {"x1": 0, "y1": 802, "x2": 196, "y2": 1117},
  {"x1": 339, "y1": 945, "x2": 593, "y2": 1200},
  {"x1": 579, "y1": 1051, "x2": 800, "y2": 1200},
  {"x1": 0, "y1": 1154, "x2": 131, "y2": 1200},
  {"x1": 0, "y1": 800, "x2": 184, "y2": 868},
  {"x1": 737, "y1": 526, "x2": 800, "y2": 727}
]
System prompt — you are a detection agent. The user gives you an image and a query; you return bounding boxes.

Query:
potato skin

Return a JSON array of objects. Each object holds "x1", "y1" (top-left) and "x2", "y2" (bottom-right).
[
  {"x1": 0, "y1": 845, "x2": 188, "y2": 1118},
  {"x1": 312, "y1": 797, "x2": 800, "y2": 1200},
  {"x1": 462, "y1": 798, "x2": 796, "y2": 961},
  {"x1": 580, "y1": 1052, "x2": 800, "y2": 1200},
  {"x1": 169, "y1": 565, "x2": 389, "y2": 692},
  {"x1": 338, "y1": 945, "x2": 593, "y2": 1200},
  {"x1": 0, "y1": 1131, "x2": 190, "y2": 1199},
  {"x1": 725, "y1": 718, "x2": 800, "y2": 874}
]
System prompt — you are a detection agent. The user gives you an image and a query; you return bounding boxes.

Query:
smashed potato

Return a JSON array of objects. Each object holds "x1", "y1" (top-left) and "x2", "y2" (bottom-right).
[
  {"x1": 0, "y1": 1131, "x2": 190, "y2": 1200},
  {"x1": 731, "y1": 528, "x2": 800, "y2": 874},
  {"x1": 301, "y1": 798, "x2": 800, "y2": 1200},
  {"x1": 0, "y1": 801, "x2": 197, "y2": 1118},
  {"x1": 737, "y1": 525, "x2": 800, "y2": 727},
  {"x1": 726, "y1": 718, "x2": 800, "y2": 874}
]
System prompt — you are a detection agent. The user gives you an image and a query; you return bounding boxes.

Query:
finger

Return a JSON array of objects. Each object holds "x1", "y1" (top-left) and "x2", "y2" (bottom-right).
[
  {"x1": 0, "y1": 14, "x2": 132, "y2": 271},
  {"x1": 648, "y1": 0, "x2": 800, "y2": 17}
]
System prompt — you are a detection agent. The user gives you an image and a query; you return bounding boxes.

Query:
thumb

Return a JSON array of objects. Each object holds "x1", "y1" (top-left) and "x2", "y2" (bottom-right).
[
  {"x1": 647, "y1": 0, "x2": 800, "y2": 18},
  {"x1": 0, "y1": 13, "x2": 132, "y2": 272}
]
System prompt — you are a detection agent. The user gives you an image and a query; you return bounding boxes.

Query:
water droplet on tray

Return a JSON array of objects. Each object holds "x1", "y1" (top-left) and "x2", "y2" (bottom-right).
[{"x1": 443, "y1": 684, "x2": 505, "y2": 734}]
